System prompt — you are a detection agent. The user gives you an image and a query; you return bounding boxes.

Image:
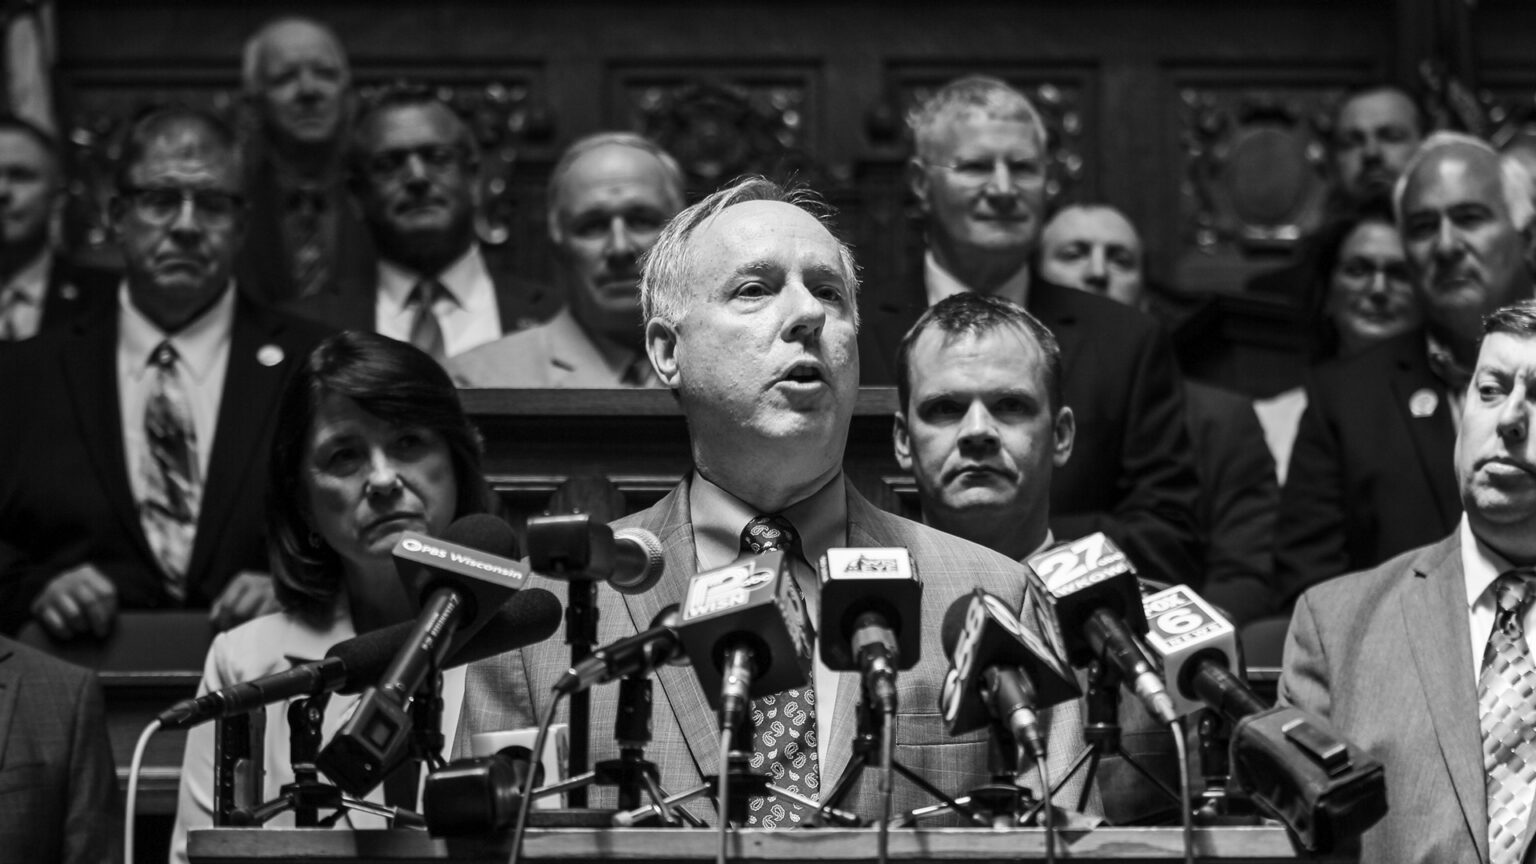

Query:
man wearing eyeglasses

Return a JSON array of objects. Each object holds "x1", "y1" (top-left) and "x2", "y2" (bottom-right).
[
  {"x1": 0, "y1": 106, "x2": 330, "y2": 639},
  {"x1": 289, "y1": 86, "x2": 555, "y2": 362},
  {"x1": 855, "y1": 75, "x2": 1200, "y2": 590}
]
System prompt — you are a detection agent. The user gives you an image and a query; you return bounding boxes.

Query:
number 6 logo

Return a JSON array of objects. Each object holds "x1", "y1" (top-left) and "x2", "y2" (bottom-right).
[{"x1": 1156, "y1": 607, "x2": 1202, "y2": 636}]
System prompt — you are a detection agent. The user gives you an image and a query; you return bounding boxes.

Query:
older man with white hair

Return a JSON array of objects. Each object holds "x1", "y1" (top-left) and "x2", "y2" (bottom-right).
[{"x1": 1276, "y1": 132, "x2": 1536, "y2": 610}]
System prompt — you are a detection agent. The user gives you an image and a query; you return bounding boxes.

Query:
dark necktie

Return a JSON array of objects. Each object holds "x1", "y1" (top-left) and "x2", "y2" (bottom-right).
[
  {"x1": 407, "y1": 280, "x2": 448, "y2": 363},
  {"x1": 140, "y1": 341, "x2": 199, "y2": 601},
  {"x1": 287, "y1": 188, "x2": 330, "y2": 299},
  {"x1": 1481, "y1": 570, "x2": 1536, "y2": 864},
  {"x1": 738, "y1": 514, "x2": 819, "y2": 827}
]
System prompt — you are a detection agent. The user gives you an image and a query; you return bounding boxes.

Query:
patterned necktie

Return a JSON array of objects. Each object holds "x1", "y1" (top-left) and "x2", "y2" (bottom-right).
[
  {"x1": 140, "y1": 341, "x2": 200, "y2": 602},
  {"x1": 286, "y1": 187, "x2": 329, "y2": 299},
  {"x1": 739, "y1": 514, "x2": 819, "y2": 827},
  {"x1": 1480, "y1": 570, "x2": 1536, "y2": 864},
  {"x1": 407, "y1": 280, "x2": 448, "y2": 363}
]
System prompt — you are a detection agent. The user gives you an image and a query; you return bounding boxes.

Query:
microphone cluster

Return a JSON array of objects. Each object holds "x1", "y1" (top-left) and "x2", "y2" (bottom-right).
[{"x1": 162, "y1": 522, "x2": 1387, "y2": 856}]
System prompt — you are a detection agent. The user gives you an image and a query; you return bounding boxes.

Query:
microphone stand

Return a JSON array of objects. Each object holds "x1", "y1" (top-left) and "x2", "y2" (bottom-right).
[
  {"x1": 231, "y1": 693, "x2": 414, "y2": 827},
  {"x1": 1049, "y1": 659, "x2": 1181, "y2": 813},
  {"x1": 410, "y1": 671, "x2": 447, "y2": 773},
  {"x1": 821, "y1": 691, "x2": 970, "y2": 826},
  {"x1": 529, "y1": 673, "x2": 704, "y2": 827}
]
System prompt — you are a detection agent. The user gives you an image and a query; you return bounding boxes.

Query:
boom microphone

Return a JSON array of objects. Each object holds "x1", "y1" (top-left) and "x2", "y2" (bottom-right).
[
  {"x1": 157, "y1": 587, "x2": 563, "y2": 731},
  {"x1": 554, "y1": 604, "x2": 687, "y2": 695},
  {"x1": 1030, "y1": 533, "x2": 1177, "y2": 724},
  {"x1": 939, "y1": 590, "x2": 1079, "y2": 760},
  {"x1": 818, "y1": 548, "x2": 922, "y2": 713},
  {"x1": 674, "y1": 550, "x2": 814, "y2": 733}
]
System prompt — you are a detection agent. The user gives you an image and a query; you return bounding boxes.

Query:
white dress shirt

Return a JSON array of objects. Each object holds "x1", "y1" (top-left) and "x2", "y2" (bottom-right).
[
  {"x1": 923, "y1": 250, "x2": 1032, "y2": 308},
  {"x1": 117, "y1": 282, "x2": 235, "y2": 503},
  {"x1": 1462, "y1": 515, "x2": 1536, "y2": 680},
  {"x1": 375, "y1": 246, "x2": 502, "y2": 358},
  {"x1": 0, "y1": 250, "x2": 51, "y2": 340}
]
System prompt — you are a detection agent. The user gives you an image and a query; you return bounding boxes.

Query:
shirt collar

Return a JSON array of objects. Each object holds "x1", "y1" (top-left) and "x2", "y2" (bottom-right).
[
  {"x1": 689, "y1": 470, "x2": 849, "y2": 573},
  {"x1": 1427, "y1": 331, "x2": 1474, "y2": 393},
  {"x1": 377, "y1": 244, "x2": 485, "y2": 314},
  {"x1": 118, "y1": 279, "x2": 236, "y2": 384},
  {"x1": 3, "y1": 249, "x2": 50, "y2": 303},
  {"x1": 923, "y1": 250, "x2": 1031, "y2": 307},
  {"x1": 1463, "y1": 514, "x2": 1517, "y2": 611}
]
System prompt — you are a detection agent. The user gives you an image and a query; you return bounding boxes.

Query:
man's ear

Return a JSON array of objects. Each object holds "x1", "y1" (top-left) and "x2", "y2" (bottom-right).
[
  {"x1": 646, "y1": 318, "x2": 682, "y2": 388},
  {"x1": 1052, "y1": 405, "x2": 1075, "y2": 468},
  {"x1": 892, "y1": 410, "x2": 915, "y2": 473},
  {"x1": 907, "y1": 157, "x2": 931, "y2": 214}
]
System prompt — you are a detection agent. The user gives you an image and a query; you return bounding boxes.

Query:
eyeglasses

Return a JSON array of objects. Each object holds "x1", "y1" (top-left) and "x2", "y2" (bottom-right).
[
  {"x1": 121, "y1": 187, "x2": 246, "y2": 227},
  {"x1": 924, "y1": 156, "x2": 1045, "y2": 187},
  {"x1": 365, "y1": 145, "x2": 467, "y2": 181}
]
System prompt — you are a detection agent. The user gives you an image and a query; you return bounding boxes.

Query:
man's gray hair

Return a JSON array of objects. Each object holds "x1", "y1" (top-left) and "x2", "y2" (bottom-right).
[
  {"x1": 908, "y1": 75, "x2": 1046, "y2": 163},
  {"x1": 241, "y1": 16, "x2": 350, "y2": 94},
  {"x1": 639, "y1": 175, "x2": 860, "y2": 327},
  {"x1": 547, "y1": 132, "x2": 687, "y2": 232},
  {"x1": 1392, "y1": 130, "x2": 1536, "y2": 231}
]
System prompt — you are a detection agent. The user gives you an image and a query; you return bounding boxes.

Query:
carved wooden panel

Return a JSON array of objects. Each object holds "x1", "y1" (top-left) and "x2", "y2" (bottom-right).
[{"x1": 609, "y1": 65, "x2": 826, "y2": 199}]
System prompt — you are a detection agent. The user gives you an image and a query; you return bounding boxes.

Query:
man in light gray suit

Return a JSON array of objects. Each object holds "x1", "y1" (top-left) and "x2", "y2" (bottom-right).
[
  {"x1": 458, "y1": 177, "x2": 1090, "y2": 825},
  {"x1": 1282, "y1": 299, "x2": 1536, "y2": 863}
]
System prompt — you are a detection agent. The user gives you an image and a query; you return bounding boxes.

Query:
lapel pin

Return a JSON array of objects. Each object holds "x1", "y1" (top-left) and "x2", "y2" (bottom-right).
[
  {"x1": 1409, "y1": 388, "x2": 1438, "y2": 419},
  {"x1": 60, "y1": 284, "x2": 79, "y2": 301},
  {"x1": 257, "y1": 344, "x2": 285, "y2": 367}
]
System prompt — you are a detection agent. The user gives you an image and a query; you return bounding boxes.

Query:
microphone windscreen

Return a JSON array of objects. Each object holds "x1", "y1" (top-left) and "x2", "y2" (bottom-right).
[
  {"x1": 939, "y1": 590, "x2": 1079, "y2": 736},
  {"x1": 1030, "y1": 533, "x2": 1148, "y2": 666},
  {"x1": 442, "y1": 513, "x2": 520, "y2": 558},
  {"x1": 611, "y1": 527, "x2": 665, "y2": 594},
  {"x1": 328, "y1": 587, "x2": 563, "y2": 694}
]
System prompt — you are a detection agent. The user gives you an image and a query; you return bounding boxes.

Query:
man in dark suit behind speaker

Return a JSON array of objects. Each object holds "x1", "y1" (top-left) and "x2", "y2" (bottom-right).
[{"x1": 855, "y1": 75, "x2": 1200, "y2": 590}]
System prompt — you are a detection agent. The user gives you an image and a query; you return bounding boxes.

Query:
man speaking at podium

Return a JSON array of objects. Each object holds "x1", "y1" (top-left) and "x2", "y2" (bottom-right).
[{"x1": 458, "y1": 177, "x2": 1089, "y2": 824}]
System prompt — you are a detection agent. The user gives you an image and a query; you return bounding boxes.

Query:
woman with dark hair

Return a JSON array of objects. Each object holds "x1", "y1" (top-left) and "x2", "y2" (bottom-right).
[
  {"x1": 1256, "y1": 202, "x2": 1423, "y2": 481},
  {"x1": 171, "y1": 331, "x2": 495, "y2": 861}
]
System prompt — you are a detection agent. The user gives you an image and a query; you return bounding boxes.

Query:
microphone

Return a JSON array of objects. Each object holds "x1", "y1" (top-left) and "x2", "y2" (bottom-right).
[
  {"x1": 316, "y1": 515, "x2": 539, "y2": 796},
  {"x1": 939, "y1": 590, "x2": 1079, "y2": 760},
  {"x1": 157, "y1": 588, "x2": 563, "y2": 731},
  {"x1": 526, "y1": 514, "x2": 666, "y2": 595},
  {"x1": 817, "y1": 547, "x2": 922, "y2": 713},
  {"x1": 1030, "y1": 533, "x2": 1178, "y2": 724},
  {"x1": 674, "y1": 550, "x2": 814, "y2": 733},
  {"x1": 392, "y1": 513, "x2": 528, "y2": 656},
  {"x1": 1139, "y1": 585, "x2": 1387, "y2": 853},
  {"x1": 554, "y1": 605, "x2": 687, "y2": 695}
]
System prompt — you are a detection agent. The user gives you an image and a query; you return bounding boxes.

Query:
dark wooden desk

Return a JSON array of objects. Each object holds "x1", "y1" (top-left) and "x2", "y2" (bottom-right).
[{"x1": 190, "y1": 826, "x2": 1335, "y2": 863}]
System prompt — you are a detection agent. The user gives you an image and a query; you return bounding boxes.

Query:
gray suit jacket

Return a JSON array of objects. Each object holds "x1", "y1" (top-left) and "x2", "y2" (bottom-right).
[
  {"x1": 459, "y1": 478, "x2": 1091, "y2": 823},
  {"x1": 1280, "y1": 532, "x2": 1516, "y2": 864},
  {"x1": 0, "y1": 636, "x2": 119, "y2": 863}
]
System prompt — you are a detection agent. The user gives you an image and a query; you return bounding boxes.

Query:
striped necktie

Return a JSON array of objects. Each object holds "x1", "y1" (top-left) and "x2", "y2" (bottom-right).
[
  {"x1": 1481, "y1": 570, "x2": 1536, "y2": 864},
  {"x1": 140, "y1": 341, "x2": 200, "y2": 601},
  {"x1": 739, "y1": 514, "x2": 818, "y2": 827}
]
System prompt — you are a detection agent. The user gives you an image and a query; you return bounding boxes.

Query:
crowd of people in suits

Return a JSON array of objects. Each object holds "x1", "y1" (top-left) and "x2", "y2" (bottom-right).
[{"x1": 3, "y1": 11, "x2": 1536, "y2": 863}]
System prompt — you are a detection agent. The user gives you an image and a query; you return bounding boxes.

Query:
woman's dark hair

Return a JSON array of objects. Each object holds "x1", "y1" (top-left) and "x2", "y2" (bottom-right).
[
  {"x1": 267, "y1": 330, "x2": 494, "y2": 623},
  {"x1": 1299, "y1": 198, "x2": 1402, "y2": 362}
]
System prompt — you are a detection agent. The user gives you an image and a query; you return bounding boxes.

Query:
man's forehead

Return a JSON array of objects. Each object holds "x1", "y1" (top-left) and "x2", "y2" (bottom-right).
[
  {"x1": 933, "y1": 112, "x2": 1040, "y2": 153},
  {"x1": 131, "y1": 126, "x2": 238, "y2": 185},
  {"x1": 560, "y1": 145, "x2": 674, "y2": 210},
  {"x1": 912, "y1": 324, "x2": 1047, "y2": 385},
  {"x1": 367, "y1": 104, "x2": 458, "y2": 149},
  {"x1": 0, "y1": 129, "x2": 52, "y2": 168},
  {"x1": 1338, "y1": 90, "x2": 1417, "y2": 130},
  {"x1": 260, "y1": 22, "x2": 344, "y2": 71},
  {"x1": 697, "y1": 199, "x2": 840, "y2": 261},
  {"x1": 1041, "y1": 207, "x2": 1141, "y2": 250},
  {"x1": 1404, "y1": 146, "x2": 1501, "y2": 208},
  {"x1": 1478, "y1": 332, "x2": 1536, "y2": 372}
]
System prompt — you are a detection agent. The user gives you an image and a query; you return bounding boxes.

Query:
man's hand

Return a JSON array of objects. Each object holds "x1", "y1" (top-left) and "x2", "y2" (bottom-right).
[
  {"x1": 32, "y1": 565, "x2": 119, "y2": 640},
  {"x1": 208, "y1": 571, "x2": 279, "y2": 632}
]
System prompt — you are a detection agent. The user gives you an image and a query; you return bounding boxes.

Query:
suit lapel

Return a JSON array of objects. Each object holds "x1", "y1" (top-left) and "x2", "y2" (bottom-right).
[
  {"x1": 619, "y1": 483, "x2": 722, "y2": 781},
  {"x1": 186, "y1": 301, "x2": 285, "y2": 581},
  {"x1": 1025, "y1": 280, "x2": 1086, "y2": 382},
  {"x1": 1389, "y1": 342, "x2": 1459, "y2": 530},
  {"x1": 1399, "y1": 533, "x2": 1487, "y2": 861},
  {"x1": 0, "y1": 646, "x2": 16, "y2": 769},
  {"x1": 61, "y1": 314, "x2": 153, "y2": 562}
]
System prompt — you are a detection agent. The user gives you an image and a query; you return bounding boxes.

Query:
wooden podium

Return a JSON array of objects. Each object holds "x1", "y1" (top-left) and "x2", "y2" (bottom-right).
[{"x1": 188, "y1": 826, "x2": 1342, "y2": 863}]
